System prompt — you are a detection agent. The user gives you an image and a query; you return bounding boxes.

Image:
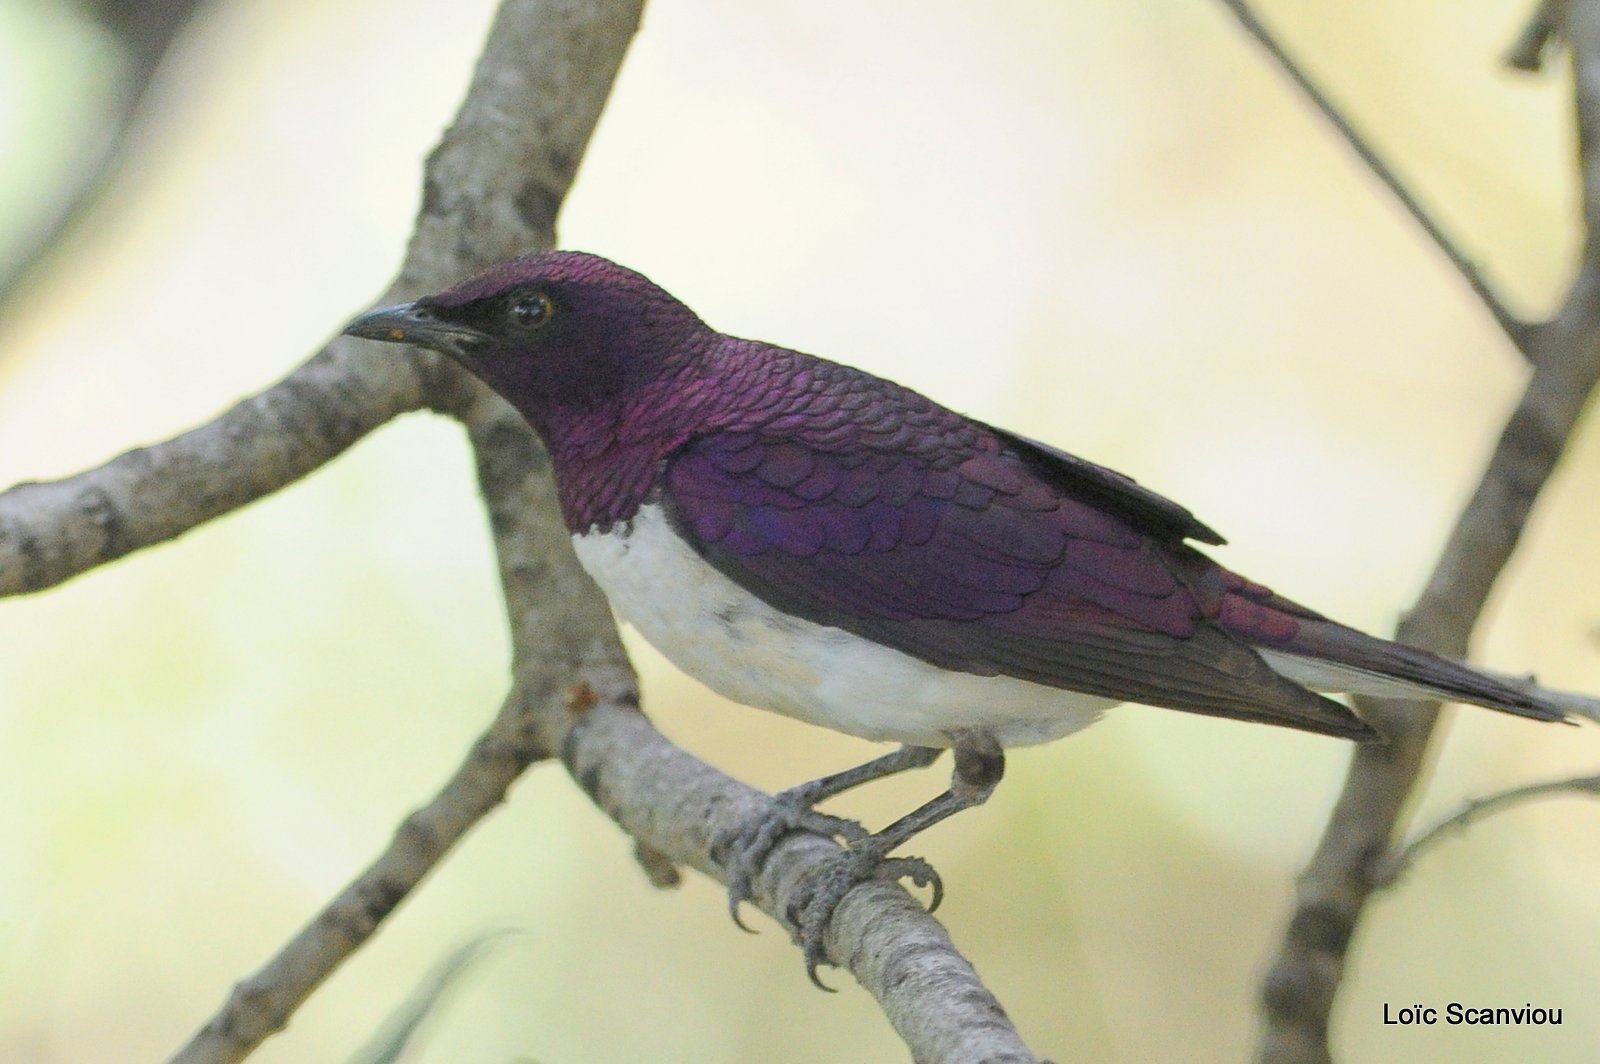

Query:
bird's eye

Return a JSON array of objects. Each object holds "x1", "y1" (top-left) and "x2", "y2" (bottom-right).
[{"x1": 508, "y1": 292, "x2": 554, "y2": 330}]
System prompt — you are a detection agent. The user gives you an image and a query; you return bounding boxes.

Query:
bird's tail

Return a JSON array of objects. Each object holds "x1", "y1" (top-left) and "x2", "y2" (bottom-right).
[{"x1": 1252, "y1": 619, "x2": 1600, "y2": 725}]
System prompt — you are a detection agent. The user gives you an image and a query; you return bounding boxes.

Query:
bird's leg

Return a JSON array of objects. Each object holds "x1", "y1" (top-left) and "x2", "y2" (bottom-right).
[
  {"x1": 713, "y1": 744, "x2": 944, "y2": 929},
  {"x1": 788, "y1": 729, "x2": 1004, "y2": 988}
]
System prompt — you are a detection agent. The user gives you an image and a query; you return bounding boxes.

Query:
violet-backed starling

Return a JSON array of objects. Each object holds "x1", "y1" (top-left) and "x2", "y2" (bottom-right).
[{"x1": 345, "y1": 251, "x2": 1596, "y2": 984}]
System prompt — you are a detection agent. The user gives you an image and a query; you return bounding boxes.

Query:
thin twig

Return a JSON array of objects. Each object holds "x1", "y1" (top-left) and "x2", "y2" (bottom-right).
[
  {"x1": 1509, "y1": 0, "x2": 1567, "y2": 71},
  {"x1": 1215, "y1": 0, "x2": 1534, "y2": 357},
  {"x1": 1253, "y1": 4, "x2": 1600, "y2": 1062},
  {"x1": 169, "y1": 685, "x2": 557, "y2": 1064},
  {"x1": 1374, "y1": 772, "x2": 1600, "y2": 886},
  {"x1": 349, "y1": 928, "x2": 528, "y2": 1064},
  {"x1": 1257, "y1": 233, "x2": 1600, "y2": 1064}
]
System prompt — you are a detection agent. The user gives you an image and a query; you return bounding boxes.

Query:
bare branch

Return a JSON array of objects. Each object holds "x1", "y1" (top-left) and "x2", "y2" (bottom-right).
[
  {"x1": 1253, "y1": 5, "x2": 1600, "y2": 1061},
  {"x1": 1509, "y1": 0, "x2": 1567, "y2": 71},
  {"x1": 0, "y1": 338, "x2": 437, "y2": 598},
  {"x1": 0, "y1": 0, "x2": 643, "y2": 599},
  {"x1": 1375, "y1": 772, "x2": 1600, "y2": 886},
  {"x1": 457, "y1": 380, "x2": 1045, "y2": 1062},
  {"x1": 1256, "y1": 244, "x2": 1600, "y2": 1064},
  {"x1": 137, "y1": 0, "x2": 1033, "y2": 1058},
  {"x1": 161, "y1": 0, "x2": 647, "y2": 1058},
  {"x1": 558, "y1": 699, "x2": 1043, "y2": 1064},
  {"x1": 1214, "y1": 0, "x2": 1534, "y2": 356},
  {"x1": 168, "y1": 682, "x2": 557, "y2": 1064}
]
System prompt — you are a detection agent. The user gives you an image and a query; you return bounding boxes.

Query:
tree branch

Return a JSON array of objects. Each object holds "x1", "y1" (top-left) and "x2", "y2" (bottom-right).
[
  {"x1": 0, "y1": 338, "x2": 439, "y2": 598},
  {"x1": 1253, "y1": 5, "x2": 1600, "y2": 1062},
  {"x1": 1374, "y1": 772, "x2": 1600, "y2": 887},
  {"x1": 0, "y1": 0, "x2": 646, "y2": 600},
  {"x1": 456, "y1": 381, "x2": 1045, "y2": 1061},
  {"x1": 153, "y1": 0, "x2": 646, "y2": 1057},
  {"x1": 1214, "y1": 0, "x2": 1534, "y2": 356},
  {"x1": 168, "y1": 680, "x2": 560, "y2": 1064},
  {"x1": 559, "y1": 700, "x2": 1042, "y2": 1064},
  {"x1": 167, "y1": 415, "x2": 1041, "y2": 1063},
  {"x1": 111, "y1": 1, "x2": 1040, "y2": 1058},
  {"x1": 1509, "y1": 0, "x2": 1567, "y2": 72}
]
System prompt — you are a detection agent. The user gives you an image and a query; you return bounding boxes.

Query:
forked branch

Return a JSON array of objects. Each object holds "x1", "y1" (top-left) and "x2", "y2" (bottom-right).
[
  {"x1": 0, "y1": 1, "x2": 1044, "y2": 1060},
  {"x1": 1253, "y1": 5, "x2": 1600, "y2": 1062},
  {"x1": 1374, "y1": 772, "x2": 1600, "y2": 886}
]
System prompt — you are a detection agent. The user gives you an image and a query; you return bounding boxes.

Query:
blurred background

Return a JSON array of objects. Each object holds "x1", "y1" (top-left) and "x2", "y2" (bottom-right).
[{"x1": 1, "y1": 0, "x2": 1597, "y2": 1060}]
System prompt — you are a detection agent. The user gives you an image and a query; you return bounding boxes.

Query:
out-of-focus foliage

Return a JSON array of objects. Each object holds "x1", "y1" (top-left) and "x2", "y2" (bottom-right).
[{"x1": 0, "y1": 1, "x2": 1596, "y2": 1062}]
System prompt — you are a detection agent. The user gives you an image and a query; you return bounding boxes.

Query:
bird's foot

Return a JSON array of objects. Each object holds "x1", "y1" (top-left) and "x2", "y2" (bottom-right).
[
  {"x1": 787, "y1": 844, "x2": 944, "y2": 990},
  {"x1": 712, "y1": 785, "x2": 868, "y2": 931}
]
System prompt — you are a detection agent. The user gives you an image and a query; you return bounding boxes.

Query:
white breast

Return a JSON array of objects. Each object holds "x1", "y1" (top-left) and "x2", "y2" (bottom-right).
[{"x1": 571, "y1": 504, "x2": 1114, "y2": 748}]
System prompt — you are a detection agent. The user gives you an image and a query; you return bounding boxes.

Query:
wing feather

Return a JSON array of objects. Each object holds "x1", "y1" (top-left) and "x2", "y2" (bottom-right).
[{"x1": 662, "y1": 430, "x2": 1372, "y2": 740}]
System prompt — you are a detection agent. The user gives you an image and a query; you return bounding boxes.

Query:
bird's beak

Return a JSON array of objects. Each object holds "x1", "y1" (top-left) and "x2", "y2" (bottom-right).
[{"x1": 342, "y1": 301, "x2": 485, "y2": 350}]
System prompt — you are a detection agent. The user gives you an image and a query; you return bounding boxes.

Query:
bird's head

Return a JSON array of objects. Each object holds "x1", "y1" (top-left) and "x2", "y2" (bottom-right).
[{"x1": 344, "y1": 251, "x2": 714, "y2": 427}]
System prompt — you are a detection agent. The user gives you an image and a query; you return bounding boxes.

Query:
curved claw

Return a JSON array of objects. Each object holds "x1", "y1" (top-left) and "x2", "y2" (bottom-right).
[
  {"x1": 805, "y1": 946, "x2": 839, "y2": 992},
  {"x1": 879, "y1": 855, "x2": 943, "y2": 912},
  {"x1": 711, "y1": 794, "x2": 868, "y2": 934},
  {"x1": 787, "y1": 846, "x2": 945, "y2": 989},
  {"x1": 719, "y1": 811, "x2": 793, "y2": 932},
  {"x1": 729, "y1": 897, "x2": 757, "y2": 935}
]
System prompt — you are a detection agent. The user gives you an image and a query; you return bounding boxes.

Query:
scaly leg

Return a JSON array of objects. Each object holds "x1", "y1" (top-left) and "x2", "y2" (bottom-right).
[
  {"x1": 787, "y1": 730, "x2": 1004, "y2": 988},
  {"x1": 713, "y1": 745, "x2": 944, "y2": 929}
]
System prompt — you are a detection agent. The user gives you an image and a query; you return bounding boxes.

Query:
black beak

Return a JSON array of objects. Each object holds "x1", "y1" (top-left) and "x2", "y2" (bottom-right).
[{"x1": 342, "y1": 301, "x2": 485, "y2": 349}]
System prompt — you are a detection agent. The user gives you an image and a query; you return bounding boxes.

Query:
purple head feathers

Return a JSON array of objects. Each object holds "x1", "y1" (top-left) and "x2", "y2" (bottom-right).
[
  {"x1": 348, "y1": 252, "x2": 732, "y2": 527},
  {"x1": 347, "y1": 251, "x2": 991, "y2": 532},
  {"x1": 420, "y1": 251, "x2": 711, "y2": 414}
]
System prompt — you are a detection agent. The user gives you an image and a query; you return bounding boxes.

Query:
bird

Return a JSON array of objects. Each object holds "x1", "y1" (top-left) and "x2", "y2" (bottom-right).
[{"x1": 345, "y1": 250, "x2": 1597, "y2": 984}]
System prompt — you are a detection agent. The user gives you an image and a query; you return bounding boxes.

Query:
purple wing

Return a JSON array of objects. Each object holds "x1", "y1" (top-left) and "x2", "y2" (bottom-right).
[
  {"x1": 985, "y1": 425, "x2": 1225, "y2": 545},
  {"x1": 661, "y1": 429, "x2": 1371, "y2": 738}
]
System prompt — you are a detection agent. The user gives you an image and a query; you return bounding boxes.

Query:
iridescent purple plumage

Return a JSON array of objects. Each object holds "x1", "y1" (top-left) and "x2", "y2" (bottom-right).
[
  {"x1": 360, "y1": 249, "x2": 1575, "y2": 737},
  {"x1": 344, "y1": 250, "x2": 1589, "y2": 984}
]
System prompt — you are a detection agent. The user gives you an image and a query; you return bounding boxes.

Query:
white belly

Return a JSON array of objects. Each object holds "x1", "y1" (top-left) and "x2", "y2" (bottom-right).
[{"x1": 571, "y1": 504, "x2": 1114, "y2": 748}]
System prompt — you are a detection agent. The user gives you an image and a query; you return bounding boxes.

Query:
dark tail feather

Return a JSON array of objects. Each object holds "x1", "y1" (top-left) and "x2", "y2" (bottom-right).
[{"x1": 1249, "y1": 620, "x2": 1598, "y2": 725}]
